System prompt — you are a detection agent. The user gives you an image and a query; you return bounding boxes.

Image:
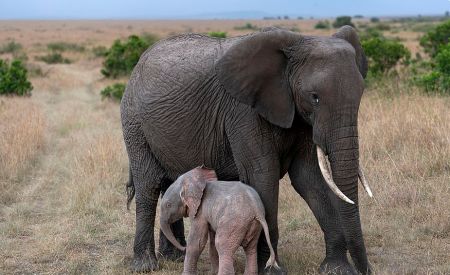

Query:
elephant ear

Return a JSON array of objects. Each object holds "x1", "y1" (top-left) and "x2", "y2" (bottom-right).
[
  {"x1": 332, "y1": 25, "x2": 368, "y2": 78},
  {"x1": 180, "y1": 166, "x2": 218, "y2": 219},
  {"x1": 215, "y1": 30, "x2": 299, "y2": 128}
]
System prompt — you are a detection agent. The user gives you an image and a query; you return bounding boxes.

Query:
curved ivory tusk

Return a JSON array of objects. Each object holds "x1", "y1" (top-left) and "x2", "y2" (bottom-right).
[
  {"x1": 358, "y1": 166, "x2": 373, "y2": 198},
  {"x1": 317, "y1": 146, "x2": 355, "y2": 204}
]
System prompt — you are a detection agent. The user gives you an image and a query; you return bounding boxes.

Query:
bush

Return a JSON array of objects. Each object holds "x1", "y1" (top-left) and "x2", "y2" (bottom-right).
[
  {"x1": 362, "y1": 37, "x2": 411, "y2": 75},
  {"x1": 333, "y1": 16, "x2": 355, "y2": 28},
  {"x1": 370, "y1": 17, "x2": 380, "y2": 23},
  {"x1": 0, "y1": 59, "x2": 33, "y2": 96},
  {"x1": 420, "y1": 20, "x2": 450, "y2": 57},
  {"x1": 92, "y1": 46, "x2": 108, "y2": 57},
  {"x1": 100, "y1": 83, "x2": 126, "y2": 101},
  {"x1": 315, "y1": 21, "x2": 330, "y2": 29},
  {"x1": 234, "y1": 23, "x2": 258, "y2": 30},
  {"x1": 359, "y1": 27, "x2": 384, "y2": 41},
  {"x1": 47, "y1": 42, "x2": 85, "y2": 52},
  {"x1": 375, "y1": 23, "x2": 391, "y2": 31},
  {"x1": 101, "y1": 35, "x2": 156, "y2": 78},
  {"x1": 36, "y1": 52, "x2": 71, "y2": 64},
  {"x1": 208, "y1": 31, "x2": 227, "y2": 38},
  {"x1": 0, "y1": 41, "x2": 22, "y2": 54},
  {"x1": 417, "y1": 44, "x2": 450, "y2": 94}
]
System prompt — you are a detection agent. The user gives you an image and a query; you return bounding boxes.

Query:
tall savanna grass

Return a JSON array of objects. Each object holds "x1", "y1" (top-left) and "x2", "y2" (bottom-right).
[{"x1": 0, "y1": 98, "x2": 45, "y2": 203}]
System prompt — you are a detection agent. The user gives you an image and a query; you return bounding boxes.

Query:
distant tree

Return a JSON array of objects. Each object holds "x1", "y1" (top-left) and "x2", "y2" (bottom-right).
[
  {"x1": 362, "y1": 37, "x2": 410, "y2": 75},
  {"x1": 354, "y1": 15, "x2": 364, "y2": 19},
  {"x1": 446, "y1": 11, "x2": 449, "y2": 17},
  {"x1": 297, "y1": 16, "x2": 303, "y2": 20},
  {"x1": 420, "y1": 20, "x2": 450, "y2": 57},
  {"x1": 370, "y1": 17, "x2": 380, "y2": 23},
  {"x1": 333, "y1": 16, "x2": 355, "y2": 28},
  {"x1": 101, "y1": 35, "x2": 157, "y2": 78},
  {"x1": 283, "y1": 15, "x2": 290, "y2": 20}
]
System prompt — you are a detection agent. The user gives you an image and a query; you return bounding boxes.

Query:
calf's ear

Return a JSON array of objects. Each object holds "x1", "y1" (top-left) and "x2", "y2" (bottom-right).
[{"x1": 180, "y1": 166, "x2": 217, "y2": 218}]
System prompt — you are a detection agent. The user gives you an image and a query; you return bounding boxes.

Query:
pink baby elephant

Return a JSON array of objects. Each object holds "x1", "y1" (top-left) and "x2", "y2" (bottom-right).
[{"x1": 160, "y1": 166, "x2": 279, "y2": 275}]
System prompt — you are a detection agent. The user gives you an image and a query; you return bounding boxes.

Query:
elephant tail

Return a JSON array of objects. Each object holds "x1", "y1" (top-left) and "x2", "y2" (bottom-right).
[
  {"x1": 126, "y1": 167, "x2": 135, "y2": 210},
  {"x1": 257, "y1": 216, "x2": 280, "y2": 271}
]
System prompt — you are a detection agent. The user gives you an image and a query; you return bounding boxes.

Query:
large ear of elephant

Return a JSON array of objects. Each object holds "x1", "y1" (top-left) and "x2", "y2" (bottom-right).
[
  {"x1": 332, "y1": 26, "x2": 368, "y2": 78},
  {"x1": 215, "y1": 30, "x2": 300, "y2": 128}
]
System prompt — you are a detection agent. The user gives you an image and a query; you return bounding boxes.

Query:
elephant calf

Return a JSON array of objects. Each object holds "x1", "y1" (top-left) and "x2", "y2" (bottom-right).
[{"x1": 160, "y1": 166, "x2": 279, "y2": 275}]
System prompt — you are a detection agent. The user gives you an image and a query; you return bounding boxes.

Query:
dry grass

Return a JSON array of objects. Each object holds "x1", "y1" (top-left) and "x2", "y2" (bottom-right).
[
  {"x1": 0, "y1": 20, "x2": 449, "y2": 274},
  {"x1": 0, "y1": 98, "x2": 46, "y2": 204}
]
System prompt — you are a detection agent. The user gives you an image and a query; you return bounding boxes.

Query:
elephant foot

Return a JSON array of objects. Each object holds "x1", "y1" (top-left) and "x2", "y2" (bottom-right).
[
  {"x1": 319, "y1": 258, "x2": 357, "y2": 275},
  {"x1": 132, "y1": 250, "x2": 159, "y2": 273}
]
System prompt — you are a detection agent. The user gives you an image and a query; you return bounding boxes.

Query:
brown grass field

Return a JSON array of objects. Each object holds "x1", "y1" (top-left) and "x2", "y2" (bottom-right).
[{"x1": 0, "y1": 19, "x2": 449, "y2": 274}]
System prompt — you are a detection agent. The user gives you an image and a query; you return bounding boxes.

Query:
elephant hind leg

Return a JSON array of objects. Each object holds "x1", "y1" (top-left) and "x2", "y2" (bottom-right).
[
  {"x1": 243, "y1": 232, "x2": 259, "y2": 275},
  {"x1": 209, "y1": 230, "x2": 219, "y2": 274},
  {"x1": 123, "y1": 122, "x2": 166, "y2": 272}
]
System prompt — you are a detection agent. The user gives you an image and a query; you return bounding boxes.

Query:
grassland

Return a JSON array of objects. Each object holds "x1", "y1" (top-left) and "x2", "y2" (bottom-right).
[{"x1": 0, "y1": 19, "x2": 449, "y2": 274}]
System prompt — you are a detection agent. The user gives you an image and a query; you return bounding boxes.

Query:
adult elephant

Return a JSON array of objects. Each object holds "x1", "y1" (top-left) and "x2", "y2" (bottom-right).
[{"x1": 121, "y1": 25, "x2": 373, "y2": 274}]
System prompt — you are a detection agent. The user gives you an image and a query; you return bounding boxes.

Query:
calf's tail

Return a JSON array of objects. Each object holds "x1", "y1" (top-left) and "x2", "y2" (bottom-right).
[{"x1": 257, "y1": 216, "x2": 280, "y2": 270}]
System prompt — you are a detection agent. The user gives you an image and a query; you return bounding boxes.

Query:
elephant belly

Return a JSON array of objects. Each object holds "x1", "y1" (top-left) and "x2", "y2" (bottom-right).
[{"x1": 141, "y1": 96, "x2": 239, "y2": 181}]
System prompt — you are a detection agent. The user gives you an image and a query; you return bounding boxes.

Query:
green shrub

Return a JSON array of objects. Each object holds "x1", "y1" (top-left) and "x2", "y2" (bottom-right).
[
  {"x1": 36, "y1": 52, "x2": 71, "y2": 64},
  {"x1": 420, "y1": 20, "x2": 450, "y2": 57},
  {"x1": 141, "y1": 33, "x2": 159, "y2": 45},
  {"x1": 47, "y1": 42, "x2": 85, "y2": 52},
  {"x1": 315, "y1": 21, "x2": 330, "y2": 29},
  {"x1": 208, "y1": 31, "x2": 227, "y2": 38},
  {"x1": 100, "y1": 83, "x2": 126, "y2": 101},
  {"x1": 101, "y1": 35, "x2": 156, "y2": 78},
  {"x1": 0, "y1": 59, "x2": 33, "y2": 96},
  {"x1": 375, "y1": 23, "x2": 391, "y2": 31},
  {"x1": 92, "y1": 46, "x2": 108, "y2": 57},
  {"x1": 359, "y1": 27, "x2": 384, "y2": 41},
  {"x1": 362, "y1": 37, "x2": 411, "y2": 75},
  {"x1": 370, "y1": 17, "x2": 380, "y2": 23},
  {"x1": 333, "y1": 16, "x2": 355, "y2": 28},
  {"x1": 0, "y1": 41, "x2": 23, "y2": 54},
  {"x1": 417, "y1": 44, "x2": 450, "y2": 94},
  {"x1": 234, "y1": 23, "x2": 258, "y2": 31}
]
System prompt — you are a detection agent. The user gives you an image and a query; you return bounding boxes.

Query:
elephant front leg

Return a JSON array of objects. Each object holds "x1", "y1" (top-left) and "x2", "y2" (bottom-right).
[
  {"x1": 252, "y1": 176, "x2": 286, "y2": 275},
  {"x1": 182, "y1": 219, "x2": 209, "y2": 275},
  {"x1": 288, "y1": 146, "x2": 357, "y2": 275}
]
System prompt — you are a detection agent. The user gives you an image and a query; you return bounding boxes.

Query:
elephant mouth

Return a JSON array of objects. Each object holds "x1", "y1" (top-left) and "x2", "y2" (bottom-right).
[{"x1": 316, "y1": 146, "x2": 373, "y2": 204}]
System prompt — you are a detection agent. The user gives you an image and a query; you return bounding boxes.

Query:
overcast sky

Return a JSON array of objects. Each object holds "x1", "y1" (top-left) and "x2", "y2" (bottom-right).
[{"x1": 1, "y1": 0, "x2": 449, "y2": 19}]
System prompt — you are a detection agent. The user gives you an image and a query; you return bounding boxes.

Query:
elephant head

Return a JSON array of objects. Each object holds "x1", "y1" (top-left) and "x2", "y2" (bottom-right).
[
  {"x1": 160, "y1": 166, "x2": 218, "y2": 251},
  {"x1": 216, "y1": 26, "x2": 372, "y2": 273}
]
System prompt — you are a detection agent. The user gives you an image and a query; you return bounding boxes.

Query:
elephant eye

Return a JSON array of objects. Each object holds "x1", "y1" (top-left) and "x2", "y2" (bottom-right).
[
  {"x1": 310, "y1": 93, "x2": 320, "y2": 105},
  {"x1": 166, "y1": 202, "x2": 171, "y2": 208}
]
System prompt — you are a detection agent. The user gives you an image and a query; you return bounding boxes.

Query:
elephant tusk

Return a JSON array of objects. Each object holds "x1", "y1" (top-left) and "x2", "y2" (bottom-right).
[
  {"x1": 317, "y1": 146, "x2": 355, "y2": 204},
  {"x1": 358, "y1": 165, "x2": 373, "y2": 198}
]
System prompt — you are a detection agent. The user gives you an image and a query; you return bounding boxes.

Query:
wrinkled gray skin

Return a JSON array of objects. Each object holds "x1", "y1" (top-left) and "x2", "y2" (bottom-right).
[
  {"x1": 160, "y1": 167, "x2": 278, "y2": 275},
  {"x1": 121, "y1": 25, "x2": 371, "y2": 274}
]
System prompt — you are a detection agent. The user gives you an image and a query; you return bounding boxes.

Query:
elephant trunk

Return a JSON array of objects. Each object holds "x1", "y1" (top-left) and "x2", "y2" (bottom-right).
[
  {"x1": 160, "y1": 217, "x2": 185, "y2": 252},
  {"x1": 326, "y1": 131, "x2": 370, "y2": 274}
]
